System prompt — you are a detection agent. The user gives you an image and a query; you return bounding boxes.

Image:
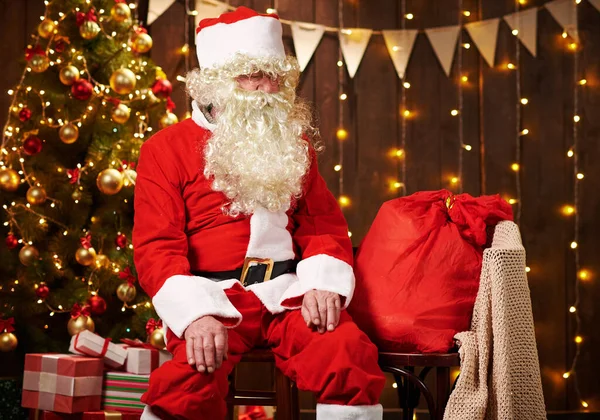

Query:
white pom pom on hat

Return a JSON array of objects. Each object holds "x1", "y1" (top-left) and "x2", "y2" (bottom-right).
[{"x1": 195, "y1": 6, "x2": 286, "y2": 69}]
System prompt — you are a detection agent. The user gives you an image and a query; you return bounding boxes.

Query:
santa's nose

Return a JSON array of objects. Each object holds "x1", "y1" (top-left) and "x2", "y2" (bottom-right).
[{"x1": 257, "y1": 77, "x2": 280, "y2": 93}]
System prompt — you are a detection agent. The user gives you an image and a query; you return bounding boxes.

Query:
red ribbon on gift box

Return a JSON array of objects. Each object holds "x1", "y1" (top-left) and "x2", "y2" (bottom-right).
[
  {"x1": 120, "y1": 338, "x2": 155, "y2": 350},
  {"x1": 74, "y1": 332, "x2": 111, "y2": 358}
]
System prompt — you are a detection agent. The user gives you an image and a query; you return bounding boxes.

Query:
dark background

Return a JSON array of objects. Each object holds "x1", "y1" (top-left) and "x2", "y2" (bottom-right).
[{"x1": 1, "y1": 0, "x2": 600, "y2": 414}]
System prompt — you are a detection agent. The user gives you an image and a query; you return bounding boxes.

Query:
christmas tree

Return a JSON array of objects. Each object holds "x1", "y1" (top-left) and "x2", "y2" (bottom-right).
[{"x1": 0, "y1": 0, "x2": 176, "y2": 355}]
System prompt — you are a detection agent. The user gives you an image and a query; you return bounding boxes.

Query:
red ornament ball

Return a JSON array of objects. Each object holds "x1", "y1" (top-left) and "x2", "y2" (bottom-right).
[
  {"x1": 115, "y1": 233, "x2": 127, "y2": 248},
  {"x1": 151, "y1": 79, "x2": 172, "y2": 99},
  {"x1": 36, "y1": 282, "x2": 50, "y2": 299},
  {"x1": 23, "y1": 135, "x2": 43, "y2": 156},
  {"x1": 18, "y1": 108, "x2": 32, "y2": 122},
  {"x1": 5, "y1": 234, "x2": 19, "y2": 250},
  {"x1": 71, "y1": 79, "x2": 94, "y2": 101},
  {"x1": 87, "y1": 295, "x2": 107, "y2": 315},
  {"x1": 54, "y1": 40, "x2": 66, "y2": 54}
]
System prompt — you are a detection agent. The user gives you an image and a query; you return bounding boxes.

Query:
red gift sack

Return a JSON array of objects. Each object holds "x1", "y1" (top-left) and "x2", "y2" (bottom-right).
[{"x1": 348, "y1": 190, "x2": 513, "y2": 353}]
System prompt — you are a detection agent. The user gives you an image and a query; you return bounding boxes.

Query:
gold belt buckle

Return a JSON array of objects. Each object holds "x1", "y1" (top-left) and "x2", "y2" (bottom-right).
[{"x1": 240, "y1": 257, "x2": 274, "y2": 286}]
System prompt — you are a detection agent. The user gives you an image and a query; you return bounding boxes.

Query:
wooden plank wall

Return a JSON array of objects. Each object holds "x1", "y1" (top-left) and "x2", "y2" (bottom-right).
[{"x1": 2, "y1": 0, "x2": 600, "y2": 412}]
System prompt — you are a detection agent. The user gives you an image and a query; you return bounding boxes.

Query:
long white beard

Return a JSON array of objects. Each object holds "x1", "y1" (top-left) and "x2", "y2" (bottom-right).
[{"x1": 204, "y1": 89, "x2": 310, "y2": 216}]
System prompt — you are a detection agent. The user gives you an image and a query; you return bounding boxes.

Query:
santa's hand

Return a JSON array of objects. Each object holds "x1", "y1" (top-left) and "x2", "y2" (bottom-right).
[
  {"x1": 184, "y1": 316, "x2": 228, "y2": 374},
  {"x1": 301, "y1": 290, "x2": 341, "y2": 334}
]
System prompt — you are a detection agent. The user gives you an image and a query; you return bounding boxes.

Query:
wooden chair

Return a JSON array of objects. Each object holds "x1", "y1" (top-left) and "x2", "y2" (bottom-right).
[
  {"x1": 378, "y1": 352, "x2": 460, "y2": 420},
  {"x1": 226, "y1": 349, "x2": 300, "y2": 420}
]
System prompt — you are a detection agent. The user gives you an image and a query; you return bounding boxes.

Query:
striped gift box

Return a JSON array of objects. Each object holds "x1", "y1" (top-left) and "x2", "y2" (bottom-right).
[{"x1": 102, "y1": 372, "x2": 149, "y2": 413}]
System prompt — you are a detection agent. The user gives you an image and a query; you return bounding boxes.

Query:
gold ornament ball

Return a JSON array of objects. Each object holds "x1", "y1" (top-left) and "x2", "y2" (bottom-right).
[
  {"x1": 111, "y1": 103, "x2": 131, "y2": 124},
  {"x1": 19, "y1": 245, "x2": 39, "y2": 266},
  {"x1": 79, "y1": 20, "x2": 101, "y2": 40},
  {"x1": 59, "y1": 123, "x2": 79, "y2": 144},
  {"x1": 59, "y1": 65, "x2": 80, "y2": 86},
  {"x1": 30, "y1": 54, "x2": 50, "y2": 73},
  {"x1": 117, "y1": 282, "x2": 136, "y2": 303},
  {"x1": 123, "y1": 169, "x2": 137, "y2": 187},
  {"x1": 71, "y1": 189, "x2": 83, "y2": 201},
  {"x1": 132, "y1": 33, "x2": 153, "y2": 53},
  {"x1": 149, "y1": 328, "x2": 166, "y2": 349},
  {"x1": 95, "y1": 254, "x2": 110, "y2": 269},
  {"x1": 75, "y1": 246, "x2": 97, "y2": 266},
  {"x1": 111, "y1": 3, "x2": 131, "y2": 22},
  {"x1": 96, "y1": 168, "x2": 124, "y2": 195},
  {"x1": 38, "y1": 18, "x2": 56, "y2": 39},
  {"x1": 67, "y1": 315, "x2": 95, "y2": 336},
  {"x1": 110, "y1": 68, "x2": 136, "y2": 95},
  {"x1": 160, "y1": 112, "x2": 179, "y2": 128},
  {"x1": 26, "y1": 186, "x2": 47, "y2": 205},
  {"x1": 0, "y1": 332, "x2": 18, "y2": 352},
  {"x1": 0, "y1": 168, "x2": 20, "y2": 192}
]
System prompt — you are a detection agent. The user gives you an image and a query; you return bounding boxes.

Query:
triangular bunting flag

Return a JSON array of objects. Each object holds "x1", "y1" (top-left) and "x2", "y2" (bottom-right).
[
  {"x1": 147, "y1": 0, "x2": 176, "y2": 25},
  {"x1": 504, "y1": 8, "x2": 538, "y2": 57},
  {"x1": 194, "y1": 0, "x2": 229, "y2": 29},
  {"x1": 465, "y1": 18, "x2": 500, "y2": 68},
  {"x1": 339, "y1": 29, "x2": 373, "y2": 78},
  {"x1": 291, "y1": 22, "x2": 326, "y2": 72},
  {"x1": 425, "y1": 25, "x2": 460, "y2": 77},
  {"x1": 382, "y1": 30, "x2": 418, "y2": 79},
  {"x1": 545, "y1": 0, "x2": 578, "y2": 42},
  {"x1": 590, "y1": 0, "x2": 600, "y2": 12}
]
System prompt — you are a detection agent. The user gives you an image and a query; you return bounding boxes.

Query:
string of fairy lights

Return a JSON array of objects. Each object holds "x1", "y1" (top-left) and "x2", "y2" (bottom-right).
[{"x1": 513, "y1": 0, "x2": 524, "y2": 227}]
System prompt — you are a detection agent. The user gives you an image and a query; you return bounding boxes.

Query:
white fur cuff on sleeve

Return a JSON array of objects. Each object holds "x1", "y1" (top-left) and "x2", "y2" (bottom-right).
[
  {"x1": 152, "y1": 275, "x2": 242, "y2": 338},
  {"x1": 279, "y1": 254, "x2": 355, "y2": 309}
]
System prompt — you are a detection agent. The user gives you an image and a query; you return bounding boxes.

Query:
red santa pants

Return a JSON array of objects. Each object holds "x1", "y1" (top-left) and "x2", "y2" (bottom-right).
[{"x1": 141, "y1": 287, "x2": 385, "y2": 419}]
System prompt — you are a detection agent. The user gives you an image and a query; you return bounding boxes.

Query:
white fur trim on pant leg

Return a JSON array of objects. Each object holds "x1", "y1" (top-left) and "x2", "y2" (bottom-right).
[
  {"x1": 316, "y1": 404, "x2": 383, "y2": 420},
  {"x1": 246, "y1": 207, "x2": 295, "y2": 261},
  {"x1": 279, "y1": 254, "x2": 355, "y2": 309},
  {"x1": 141, "y1": 405, "x2": 161, "y2": 420},
  {"x1": 152, "y1": 275, "x2": 242, "y2": 338}
]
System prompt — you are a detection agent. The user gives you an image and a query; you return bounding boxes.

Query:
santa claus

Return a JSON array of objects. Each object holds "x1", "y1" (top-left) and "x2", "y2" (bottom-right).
[{"x1": 133, "y1": 6, "x2": 385, "y2": 420}]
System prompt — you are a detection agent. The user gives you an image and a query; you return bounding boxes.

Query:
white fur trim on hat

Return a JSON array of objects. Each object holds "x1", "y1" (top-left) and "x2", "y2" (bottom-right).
[{"x1": 196, "y1": 15, "x2": 285, "y2": 69}]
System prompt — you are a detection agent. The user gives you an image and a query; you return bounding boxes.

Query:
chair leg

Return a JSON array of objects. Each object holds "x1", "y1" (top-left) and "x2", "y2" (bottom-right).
[
  {"x1": 290, "y1": 381, "x2": 300, "y2": 420},
  {"x1": 275, "y1": 369, "x2": 292, "y2": 420},
  {"x1": 436, "y1": 367, "x2": 450, "y2": 420}
]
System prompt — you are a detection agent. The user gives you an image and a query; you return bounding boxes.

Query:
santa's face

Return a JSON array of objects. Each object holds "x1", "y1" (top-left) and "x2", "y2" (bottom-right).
[{"x1": 186, "y1": 58, "x2": 313, "y2": 217}]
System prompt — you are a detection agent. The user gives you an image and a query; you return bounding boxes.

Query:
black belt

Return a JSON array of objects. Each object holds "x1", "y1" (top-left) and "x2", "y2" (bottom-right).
[{"x1": 193, "y1": 258, "x2": 297, "y2": 287}]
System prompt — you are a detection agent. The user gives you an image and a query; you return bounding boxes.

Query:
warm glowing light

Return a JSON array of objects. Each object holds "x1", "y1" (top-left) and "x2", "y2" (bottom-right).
[
  {"x1": 336, "y1": 128, "x2": 348, "y2": 141},
  {"x1": 451, "y1": 109, "x2": 459, "y2": 116},
  {"x1": 451, "y1": 177, "x2": 459, "y2": 185},
  {"x1": 578, "y1": 269, "x2": 590, "y2": 280},
  {"x1": 507, "y1": 63, "x2": 516, "y2": 70},
  {"x1": 519, "y1": 0, "x2": 526, "y2": 4},
  {"x1": 521, "y1": 98, "x2": 529, "y2": 105},
  {"x1": 577, "y1": 173, "x2": 584, "y2": 180},
  {"x1": 464, "y1": 144, "x2": 472, "y2": 151},
  {"x1": 392, "y1": 382, "x2": 398, "y2": 389},
  {"x1": 347, "y1": 231, "x2": 352, "y2": 238},
  {"x1": 579, "y1": 79, "x2": 587, "y2": 85},
  {"x1": 563, "y1": 372, "x2": 571, "y2": 379},
  {"x1": 266, "y1": 8, "x2": 276, "y2": 14},
  {"x1": 562, "y1": 31, "x2": 568, "y2": 39},
  {"x1": 463, "y1": 11, "x2": 471, "y2": 16},
  {"x1": 394, "y1": 149, "x2": 405, "y2": 158},
  {"x1": 512, "y1": 29, "x2": 519, "y2": 36},
  {"x1": 405, "y1": 13, "x2": 414, "y2": 20},
  {"x1": 511, "y1": 163, "x2": 520, "y2": 172},
  {"x1": 180, "y1": 44, "x2": 190, "y2": 55},
  {"x1": 392, "y1": 181, "x2": 404, "y2": 189},
  {"x1": 525, "y1": 266, "x2": 531, "y2": 273},
  {"x1": 568, "y1": 150, "x2": 574, "y2": 157},
  {"x1": 582, "y1": 401, "x2": 589, "y2": 408},
  {"x1": 570, "y1": 306, "x2": 577, "y2": 313},
  {"x1": 403, "y1": 110, "x2": 411, "y2": 118},
  {"x1": 569, "y1": 43, "x2": 578, "y2": 51},
  {"x1": 463, "y1": 43, "x2": 471, "y2": 49},
  {"x1": 508, "y1": 198, "x2": 518, "y2": 205},
  {"x1": 571, "y1": 241, "x2": 578, "y2": 249},
  {"x1": 575, "y1": 336, "x2": 583, "y2": 344},
  {"x1": 339, "y1": 196, "x2": 351, "y2": 207},
  {"x1": 403, "y1": 82, "x2": 411, "y2": 89},
  {"x1": 574, "y1": 115, "x2": 581, "y2": 123},
  {"x1": 521, "y1": 129, "x2": 529, "y2": 135},
  {"x1": 340, "y1": 93, "x2": 348, "y2": 101},
  {"x1": 561, "y1": 205, "x2": 575, "y2": 216},
  {"x1": 337, "y1": 60, "x2": 343, "y2": 67},
  {"x1": 461, "y1": 76, "x2": 469, "y2": 83},
  {"x1": 334, "y1": 165, "x2": 342, "y2": 172},
  {"x1": 392, "y1": 46, "x2": 400, "y2": 52}
]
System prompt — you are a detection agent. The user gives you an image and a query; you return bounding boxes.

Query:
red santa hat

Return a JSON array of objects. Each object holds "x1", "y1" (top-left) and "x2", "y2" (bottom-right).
[{"x1": 195, "y1": 6, "x2": 286, "y2": 69}]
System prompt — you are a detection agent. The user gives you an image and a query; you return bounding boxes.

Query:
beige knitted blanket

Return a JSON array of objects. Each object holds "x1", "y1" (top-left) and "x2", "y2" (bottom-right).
[{"x1": 444, "y1": 221, "x2": 547, "y2": 420}]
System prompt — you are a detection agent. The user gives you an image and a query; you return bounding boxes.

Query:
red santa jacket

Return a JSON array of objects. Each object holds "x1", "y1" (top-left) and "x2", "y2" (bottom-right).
[{"x1": 132, "y1": 111, "x2": 355, "y2": 338}]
